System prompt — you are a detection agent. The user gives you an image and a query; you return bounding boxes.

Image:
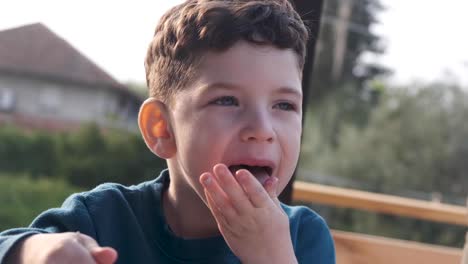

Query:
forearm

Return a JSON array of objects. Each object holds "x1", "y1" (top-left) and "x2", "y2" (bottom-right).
[{"x1": 244, "y1": 253, "x2": 297, "y2": 264}]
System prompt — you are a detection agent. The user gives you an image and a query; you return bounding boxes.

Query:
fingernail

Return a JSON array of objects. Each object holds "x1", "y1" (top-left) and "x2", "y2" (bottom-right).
[
  {"x1": 203, "y1": 175, "x2": 212, "y2": 185},
  {"x1": 220, "y1": 164, "x2": 231, "y2": 175},
  {"x1": 235, "y1": 169, "x2": 247, "y2": 180},
  {"x1": 264, "y1": 177, "x2": 275, "y2": 187},
  {"x1": 213, "y1": 164, "x2": 228, "y2": 175}
]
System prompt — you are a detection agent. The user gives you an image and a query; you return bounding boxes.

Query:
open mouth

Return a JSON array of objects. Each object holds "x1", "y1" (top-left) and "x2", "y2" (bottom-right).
[{"x1": 228, "y1": 165, "x2": 273, "y2": 185}]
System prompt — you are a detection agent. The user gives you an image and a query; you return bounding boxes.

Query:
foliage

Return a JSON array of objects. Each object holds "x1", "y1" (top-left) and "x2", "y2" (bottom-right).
[
  {"x1": 299, "y1": 82, "x2": 468, "y2": 247},
  {"x1": 0, "y1": 127, "x2": 58, "y2": 178},
  {"x1": 0, "y1": 124, "x2": 167, "y2": 189},
  {"x1": 126, "y1": 81, "x2": 148, "y2": 98},
  {"x1": 0, "y1": 174, "x2": 83, "y2": 231},
  {"x1": 309, "y1": 0, "x2": 388, "y2": 102},
  {"x1": 301, "y1": 83, "x2": 468, "y2": 196}
]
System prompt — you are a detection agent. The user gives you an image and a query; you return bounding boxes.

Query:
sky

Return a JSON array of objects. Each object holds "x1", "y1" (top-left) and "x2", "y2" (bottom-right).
[
  {"x1": 373, "y1": 0, "x2": 468, "y2": 86},
  {"x1": 1, "y1": 0, "x2": 468, "y2": 86}
]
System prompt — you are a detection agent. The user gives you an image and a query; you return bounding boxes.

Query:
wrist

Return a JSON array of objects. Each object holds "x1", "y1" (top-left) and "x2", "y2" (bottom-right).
[
  {"x1": 243, "y1": 254, "x2": 297, "y2": 264},
  {"x1": 241, "y1": 242, "x2": 297, "y2": 264}
]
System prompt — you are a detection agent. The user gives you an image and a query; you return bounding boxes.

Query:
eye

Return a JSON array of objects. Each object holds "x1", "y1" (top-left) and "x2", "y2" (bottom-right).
[
  {"x1": 211, "y1": 96, "x2": 239, "y2": 106},
  {"x1": 274, "y1": 102, "x2": 296, "y2": 111}
]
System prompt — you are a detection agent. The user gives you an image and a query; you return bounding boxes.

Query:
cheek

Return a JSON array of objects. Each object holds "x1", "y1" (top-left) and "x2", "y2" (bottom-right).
[
  {"x1": 176, "y1": 113, "x2": 235, "y2": 175},
  {"x1": 278, "y1": 117, "x2": 301, "y2": 157},
  {"x1": 281, "y1": 136, "x2": 301, "y2": 174},
  {"x1": 277, "y1": 121, "x2": 302, "y2": 189}
]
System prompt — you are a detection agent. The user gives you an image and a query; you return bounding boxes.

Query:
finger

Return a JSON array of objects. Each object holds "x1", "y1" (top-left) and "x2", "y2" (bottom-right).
[
  {"x1": 64, "y1": 232, "x2": 101, "y2": 264},
  {"x1": 91, "y1": 247, "x2": 118, "y2": 264},
  {"x1": 263, "y1": 176, "x2": 278, "y2": 199},
  {"x1": 75, "y1": 232, "x2": 99, "y2": 250},
  {"x1": 264, "y1": 176, "x2": 282, "y2": 207},
  {"x1": 235, "y1": 169, "x2": 272, "y2": 208},
  {"x1": 204, "y1": 188, "x2": 230, "y2": 228},
  {"x1": 213, "y1": 164, "x2": 252, "y2": 213},
  {"x1": 76, "y1": 232, "x2": 118, "y2": 264},
  {"x1": 200, "y1": 172, "x2": 237, "y2": 219}
]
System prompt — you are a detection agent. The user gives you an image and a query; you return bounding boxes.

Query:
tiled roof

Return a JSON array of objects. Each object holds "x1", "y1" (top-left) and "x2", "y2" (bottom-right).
[{"x1": 0, "y1": 23, "x2": 128, "y2": 91}]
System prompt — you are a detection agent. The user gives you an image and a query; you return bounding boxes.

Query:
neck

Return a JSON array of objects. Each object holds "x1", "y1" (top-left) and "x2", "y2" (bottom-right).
[{"x1": 162, "y1": 171, "x2": 220, "y2": 239}]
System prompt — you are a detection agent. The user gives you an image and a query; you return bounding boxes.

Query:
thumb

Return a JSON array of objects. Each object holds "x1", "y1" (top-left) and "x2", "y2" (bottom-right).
[{"x1": 91, "y1": 247, "x2": 118, "y2": 264}]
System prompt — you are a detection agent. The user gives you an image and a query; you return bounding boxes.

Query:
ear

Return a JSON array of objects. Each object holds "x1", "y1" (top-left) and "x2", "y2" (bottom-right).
[{"x1": 138, "y1": 98, "x2": 176, "y2": 159}]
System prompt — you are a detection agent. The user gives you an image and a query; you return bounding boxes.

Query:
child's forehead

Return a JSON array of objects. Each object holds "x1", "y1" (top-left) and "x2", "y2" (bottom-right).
[
  {"x1": 194, "y1": 44, "x2": 302, "y2": 91},
  {"x1": 200, "y1": 41, "x2": 301, "y2": 69}
]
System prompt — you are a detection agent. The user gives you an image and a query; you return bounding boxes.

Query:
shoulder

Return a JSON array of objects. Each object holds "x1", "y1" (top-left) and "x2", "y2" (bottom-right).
[
  {"x1": 82, "y1": 179, "x2": 159, "y2": 200},
  {"x1": 28, "y1": 170, "x2": 168, "y2": 234},
  {"x1": 52, "y1": 170, "x2": 169, "y2": 225},
  {"x1": 69, "y1": 169, "x2": 168, "y2": 207},
  {"x1": 281, "y1": 204, "x2": 336, "y2": 264},
  {"x1": 60, "y1": 179, "x2": 155, "y2": 209}
]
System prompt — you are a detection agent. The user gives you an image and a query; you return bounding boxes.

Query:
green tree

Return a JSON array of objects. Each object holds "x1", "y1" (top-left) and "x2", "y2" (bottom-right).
[
  {"x1": 0, "y1": 175, "x2": 83, "y2": 230},
  {"x1": 126, "y1": 81, "x2": 148, "y2": 98},
  {"x1": 303, "y1": 0, "x2": 389, "y2": 148},
  {"x1": 299, "y1": 83, "x2": 468, "y2": 247},
  {"x1": 309, "y1": 0, "x2": 387, "y2": 101},
  {"x1": 0, "y1": 124, "x2": 167, "y2": 189}
]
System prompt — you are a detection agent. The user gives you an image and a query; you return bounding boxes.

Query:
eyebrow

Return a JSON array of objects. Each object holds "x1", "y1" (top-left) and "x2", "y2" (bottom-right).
[
  {"x1": 199, "y1": 82, "x2": 302, "y2": 98},
  {"x1": 275, "y1": 86, "x2": 303, "y2": 99},
  {"x1": 199, "y1": 82, "x2": 239, "y2": 92}
]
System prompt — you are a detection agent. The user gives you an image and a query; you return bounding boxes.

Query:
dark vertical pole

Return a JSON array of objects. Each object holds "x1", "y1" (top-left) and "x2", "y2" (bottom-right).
[{"x1": 279, "y1": 0, "x2": 324, "y2": 204}]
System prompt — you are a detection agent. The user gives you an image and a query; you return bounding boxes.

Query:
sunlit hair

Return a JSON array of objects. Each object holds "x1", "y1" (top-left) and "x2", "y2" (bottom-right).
[{"x1": 144, "y1": 0, "x2": 309, "y2": 103}]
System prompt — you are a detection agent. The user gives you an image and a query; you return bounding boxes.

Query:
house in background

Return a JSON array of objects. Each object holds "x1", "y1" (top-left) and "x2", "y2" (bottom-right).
[{"x1": 0, "y1": 23, "x2": 142, "y2": 132}]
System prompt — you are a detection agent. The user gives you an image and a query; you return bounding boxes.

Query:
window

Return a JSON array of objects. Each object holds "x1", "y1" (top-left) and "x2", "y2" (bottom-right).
[{"x1": 0, "y1": 88, "x2": 16, "y2": 112}]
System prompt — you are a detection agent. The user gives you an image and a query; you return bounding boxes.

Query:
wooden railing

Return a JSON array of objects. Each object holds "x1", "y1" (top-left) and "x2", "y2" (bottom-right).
[{"x1": 292, "y1": 181, "x2": 468, "y2": 264}]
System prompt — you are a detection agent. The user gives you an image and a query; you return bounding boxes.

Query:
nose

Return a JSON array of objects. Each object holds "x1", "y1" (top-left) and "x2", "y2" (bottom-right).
[{"x1": 240, "y1": 110, "x2": 275, "y2": 143}]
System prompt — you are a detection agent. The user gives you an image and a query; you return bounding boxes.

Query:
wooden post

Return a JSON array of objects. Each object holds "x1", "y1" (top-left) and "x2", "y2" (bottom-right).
[
  {"x1": 461, "y1": 198, "x2": 468, "y2": 264},
  {"x1": 332, "y1": 0, "x2": 352, "y2": 81},
  {"x1": 461, "y1": 232, "x2": 468, "y2": 264},
  {"x1": 293, "y1": 181, "x2": 468, "y2": 226},
  {"x1": 280, "y1": 0, "x2": 325, "y2": 205}
]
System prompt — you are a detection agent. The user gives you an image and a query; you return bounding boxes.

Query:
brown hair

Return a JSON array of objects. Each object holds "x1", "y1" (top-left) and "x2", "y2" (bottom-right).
[{"x1": 144, "y1": 0, "x2": 309, "y2": 103}]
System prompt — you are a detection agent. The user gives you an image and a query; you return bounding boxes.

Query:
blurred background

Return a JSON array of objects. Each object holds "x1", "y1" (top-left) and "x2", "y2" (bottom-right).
[{"x1": 0, "y1": 0, "x2": 467, "y2": 250}]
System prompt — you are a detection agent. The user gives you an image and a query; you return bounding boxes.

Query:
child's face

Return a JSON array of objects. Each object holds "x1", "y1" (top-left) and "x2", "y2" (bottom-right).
[{"x1": 167, "y1": 40, "x2": 302, "y2": 200}]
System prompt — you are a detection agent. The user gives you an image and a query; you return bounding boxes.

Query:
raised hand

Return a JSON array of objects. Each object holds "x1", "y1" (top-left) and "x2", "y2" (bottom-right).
[
  {"x1": 6, "y1": 232, "x2": 117, "y2": 264},
  {"x1": 199, "y1": 164, "x2": 297, "y2": 264}
]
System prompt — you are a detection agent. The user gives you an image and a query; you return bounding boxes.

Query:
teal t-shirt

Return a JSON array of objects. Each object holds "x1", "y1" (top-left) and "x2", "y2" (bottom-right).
[{"x1": 0, "y1": 170, "x2": 335, "y2": 263}]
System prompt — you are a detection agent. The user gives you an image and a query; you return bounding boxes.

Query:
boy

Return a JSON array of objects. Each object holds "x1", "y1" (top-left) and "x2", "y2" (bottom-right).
[{"x1": 0, "y1": 0, "x2": 335, "y2": 263}]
